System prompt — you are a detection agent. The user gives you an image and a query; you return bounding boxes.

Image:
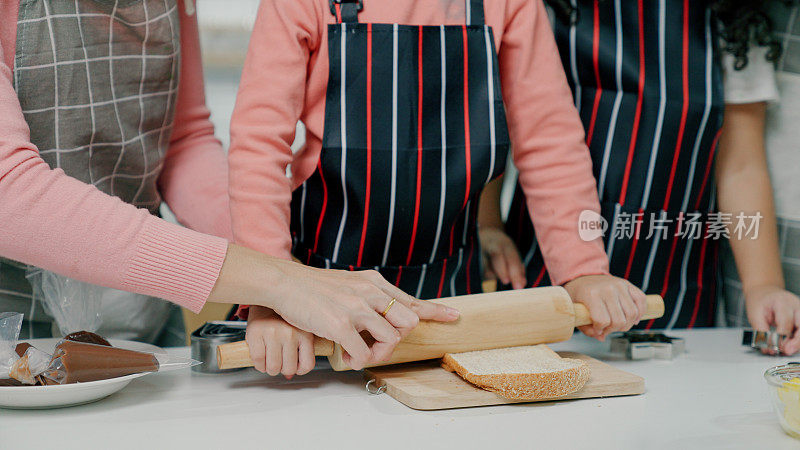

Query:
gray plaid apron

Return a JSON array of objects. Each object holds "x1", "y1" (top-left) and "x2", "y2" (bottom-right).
[{"x1": 0, "y1": 0, "x2": 181, "y2": 340}]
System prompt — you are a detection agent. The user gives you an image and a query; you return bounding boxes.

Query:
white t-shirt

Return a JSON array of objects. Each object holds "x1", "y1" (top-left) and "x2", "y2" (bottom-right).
[{"x1": 724, "y1": 37, "x2": 800, "y2": 220}]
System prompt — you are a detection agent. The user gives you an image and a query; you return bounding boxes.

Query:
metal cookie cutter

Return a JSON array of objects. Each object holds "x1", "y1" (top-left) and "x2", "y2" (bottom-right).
[
  {"x1": 609, "y1": 331, "x2": 686, "y2": 360},
  {"x1": 190, "y1": 321, "x2": 247, "y2": 373},
  {"x1": 742, "y1": 328, "x2": 787, "y2": 355}
]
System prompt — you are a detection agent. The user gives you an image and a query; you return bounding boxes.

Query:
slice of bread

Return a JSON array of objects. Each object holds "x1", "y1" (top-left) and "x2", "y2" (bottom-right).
[{"x1": 441, "y1": 344, "x2": 590, "y2": 400}]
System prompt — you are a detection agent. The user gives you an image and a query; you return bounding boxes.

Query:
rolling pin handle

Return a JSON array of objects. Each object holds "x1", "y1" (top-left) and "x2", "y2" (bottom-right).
[
  {"x1": 572, "y1": 295, "x2": 664, "y2": 328},
  {"x1": 216, "y1": 337, "x2": 336, "y2": 370}
]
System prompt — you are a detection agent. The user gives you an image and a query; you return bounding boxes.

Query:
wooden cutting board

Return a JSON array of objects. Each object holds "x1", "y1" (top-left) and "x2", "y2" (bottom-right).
[{"x1": 364, "y1": 352, "x2": 644, "y2": 410}]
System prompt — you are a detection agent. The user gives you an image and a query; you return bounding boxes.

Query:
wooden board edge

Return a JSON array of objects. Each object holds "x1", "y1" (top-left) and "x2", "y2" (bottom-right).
[
  {"x1": 365, "y1": 353, "x2": 648, "y2": 411},
  {"x1": 365, "y1": 369, "x2": 647, "y2": 411},
  {"x1": 386, "y1": 384, "x2": 647, "y2": 411}
]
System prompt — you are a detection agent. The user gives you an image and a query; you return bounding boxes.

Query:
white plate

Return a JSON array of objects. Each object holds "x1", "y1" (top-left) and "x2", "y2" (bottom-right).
[{"x1": 0, "y1": 338, "x2": 165, "y2": 409}]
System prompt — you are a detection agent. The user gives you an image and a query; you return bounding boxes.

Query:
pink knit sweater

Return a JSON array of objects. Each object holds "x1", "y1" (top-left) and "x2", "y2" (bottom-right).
[
  {"x1": 0, "y1": 1, "x2": 230, "y2": 313},
  {"x1": 229, "y1": 0, "x2": 609, "y2": 285}
]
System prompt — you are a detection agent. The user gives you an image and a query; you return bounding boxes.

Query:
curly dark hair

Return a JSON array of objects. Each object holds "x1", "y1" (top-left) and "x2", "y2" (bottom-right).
[{"x1": 544, "y1": 0, "x2": 796, "y2": 69}]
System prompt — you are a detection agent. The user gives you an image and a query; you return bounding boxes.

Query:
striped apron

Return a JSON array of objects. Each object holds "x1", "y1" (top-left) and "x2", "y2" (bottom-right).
[
  {"x1": 1, "y1": 0, "x2": 182, "y2": 339},
  {"x1": 290, "y1": 0, "x2": 510, "y2": 299},
  {"x1": 505, "y1": 0, "x2": 724, "y2": 329}
]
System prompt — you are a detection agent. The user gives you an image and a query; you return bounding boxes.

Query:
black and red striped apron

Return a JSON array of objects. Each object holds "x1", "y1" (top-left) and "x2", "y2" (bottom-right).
[
  {"x1": 505, "y1": 0, "x2": 723, "y2": 329},
  {"x1": 290, "y1": 0, "x2": 509, "y2": 299}
]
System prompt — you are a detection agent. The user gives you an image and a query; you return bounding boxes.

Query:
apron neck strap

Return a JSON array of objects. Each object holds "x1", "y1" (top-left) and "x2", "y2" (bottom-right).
[
  {"x1": 329, "y1": 1, "x2": 484, "y2": 26},
  {"x1": 330, "y1": 0, "x2": 362, "y2": 23},
  {"x1": 466, "y1": 0, "x2": 485, "y2": 26}
]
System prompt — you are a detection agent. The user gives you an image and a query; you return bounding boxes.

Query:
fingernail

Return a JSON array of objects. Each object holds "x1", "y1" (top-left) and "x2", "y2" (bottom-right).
[{"x1": 446, "y1": 307, "x2": 460, "y2": 318}]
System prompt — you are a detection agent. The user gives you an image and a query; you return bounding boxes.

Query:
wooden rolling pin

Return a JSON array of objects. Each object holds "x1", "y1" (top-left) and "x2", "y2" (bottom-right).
[{"x1": 217, "y1": 287, "x2": 664, "y2": 371}]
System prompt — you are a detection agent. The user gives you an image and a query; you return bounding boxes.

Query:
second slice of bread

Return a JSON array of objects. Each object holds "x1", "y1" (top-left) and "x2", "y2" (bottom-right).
[{"x1": 442, "y1": 344, "x2": 590, "y2": 400}]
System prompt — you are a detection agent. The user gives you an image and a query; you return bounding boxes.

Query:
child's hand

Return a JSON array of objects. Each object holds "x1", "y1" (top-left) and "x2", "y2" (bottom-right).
[
  {"x1": 746, "y1": 285, "x2": 800, "y2": 355},
  {"x1": 564, "y1": 275, "x2": 646, "y2": 341},
  {"x1": 246, "y1": 305, "x2": 316, "y2": 378},
  {"x1": 479, "y1": 226, "x2": 527, "y2": 289}
]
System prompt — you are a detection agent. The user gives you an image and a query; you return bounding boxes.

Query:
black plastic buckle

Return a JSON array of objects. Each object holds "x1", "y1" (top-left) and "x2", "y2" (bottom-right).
[{"x1": 329, "y1": 0, "x2": 363, "y2": 16}]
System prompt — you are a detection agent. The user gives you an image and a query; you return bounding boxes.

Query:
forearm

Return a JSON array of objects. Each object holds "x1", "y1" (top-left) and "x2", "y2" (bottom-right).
[
  {"x1": 500, "y1": 0, "x2": 608, "y2": 284},
  {"x1": 0, "y1": 154, "x2": 229, "y2": 312},
  {"x1": 228, "y1": 0, "x2": 317, "y2": 258},
  {"x1": 719, "y1": 166, "x2": 783, "y2": 290},
  {"x1": 228, "y1": 145, "x2": 294, "y2": 259},
  {"x1": 716, "y1": 102, "x2": 784, "y2": 292},
  {"x1": 208, "y1": 244, "x2": 285, "y2": 307}
]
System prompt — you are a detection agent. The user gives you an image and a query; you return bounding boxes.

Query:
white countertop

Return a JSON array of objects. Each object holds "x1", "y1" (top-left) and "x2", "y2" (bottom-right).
[{"x1": 1, "y1": 328, "x2": 798, "y2": 450}]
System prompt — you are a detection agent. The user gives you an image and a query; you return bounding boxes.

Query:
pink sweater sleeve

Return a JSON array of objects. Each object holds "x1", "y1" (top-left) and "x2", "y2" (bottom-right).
[
  {"x1": 158, "y1": 6, "x2": 233, "y2": 241},
  {"x1": 0, "y1": 19, "x2": 228, "y2": 313},
  {"x1": 228, "y1": 0, "x2": 321, "y2": 259},
  {"x1": 499, "y1": 0, "x2": 609, "y2": 285}
]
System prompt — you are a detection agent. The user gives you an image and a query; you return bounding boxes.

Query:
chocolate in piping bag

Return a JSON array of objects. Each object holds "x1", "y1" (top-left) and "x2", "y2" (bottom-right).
[
  {"x1": 42, "y1": 340, "x2": 159, "y2": 384},
  {"x1": 6, "y1": 330, "x2": 109, "y2": 384},
  {"x1": 63, "y1": 331, "x2": 111, "y2": 347}
]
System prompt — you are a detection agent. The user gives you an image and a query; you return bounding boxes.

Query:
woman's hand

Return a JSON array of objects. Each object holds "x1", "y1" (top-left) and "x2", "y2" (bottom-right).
[
  {"x1": 479, "y1": 226, "x2": 527, "y2": 290},
  {"x1": 246, "y1": 306, "x2": 315, "y2": 378},
  {"x1": 746, "y1": 285, "x2": 800, "y2": 355},
  {"x1": 564, "y1": 274, "x2": 647, "y2": 341},
  {"x1": 267, "y1": 264, "x2": 460, "y2": 369},
  {"x1": 209, "y1": 245, "x2": 460, "y2": 370}
]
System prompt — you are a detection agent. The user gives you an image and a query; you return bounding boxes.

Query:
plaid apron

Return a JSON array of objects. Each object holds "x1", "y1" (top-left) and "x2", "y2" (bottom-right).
[{"x1": 0, "y1": 0, "x2": 181, "y2": 340}]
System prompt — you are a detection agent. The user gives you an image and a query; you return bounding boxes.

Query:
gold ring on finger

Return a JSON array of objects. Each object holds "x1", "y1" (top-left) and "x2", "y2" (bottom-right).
[{"x1": 381, "y1": 298, "x2": 397, "y2": 317}]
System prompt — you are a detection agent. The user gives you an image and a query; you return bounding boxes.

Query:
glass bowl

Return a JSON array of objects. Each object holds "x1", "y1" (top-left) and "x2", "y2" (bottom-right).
[{"x1": 764, "y1": 363, "x2": 800, "y2": 439}]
